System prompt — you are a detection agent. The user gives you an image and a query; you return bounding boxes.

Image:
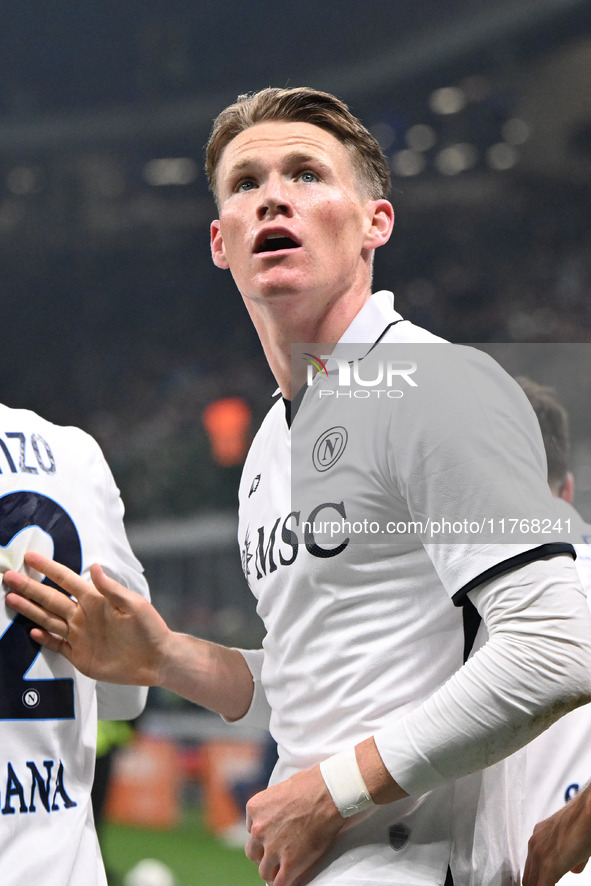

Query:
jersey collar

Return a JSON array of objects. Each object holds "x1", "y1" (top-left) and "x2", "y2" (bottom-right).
[
  {"x1": 274, "y1": 291, "x2": 404, "y2": 400},
  {"x1": 338, "y1": 290, "x2": 402, "y2": 347}
]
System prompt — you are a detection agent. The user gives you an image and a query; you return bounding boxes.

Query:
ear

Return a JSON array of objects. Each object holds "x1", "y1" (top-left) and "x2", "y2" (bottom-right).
[
  {"x1": 210, "y1": 220, "x2": 229, "y2": 269},
  {"x1": 559, "y1": 471, "x2": 575, "y2": 504},
  {"x1": 363, "y1": 199, "x2": 395, "y2": 251}
]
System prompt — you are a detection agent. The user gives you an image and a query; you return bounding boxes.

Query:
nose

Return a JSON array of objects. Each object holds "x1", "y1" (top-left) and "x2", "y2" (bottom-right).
[{"x1": 256, "y1": 173, "x2": 293, "y2": 220}]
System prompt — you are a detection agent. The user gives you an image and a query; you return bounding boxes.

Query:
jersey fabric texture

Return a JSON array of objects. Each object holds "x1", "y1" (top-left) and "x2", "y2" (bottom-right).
[
  {"x1": 234, "y1": 291, "x2": 574, "y2": 885},
  {"x1": 520, "y1": 498, "x2": 591, "y2": 885},
  {"x1": 0, "y1": 405, "x2": 149, "y2": 886}
]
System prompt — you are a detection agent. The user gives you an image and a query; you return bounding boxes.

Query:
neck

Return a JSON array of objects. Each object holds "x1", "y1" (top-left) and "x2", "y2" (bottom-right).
[{"x1": 244, "y1": 285, "x2": 372, "y2": 398}]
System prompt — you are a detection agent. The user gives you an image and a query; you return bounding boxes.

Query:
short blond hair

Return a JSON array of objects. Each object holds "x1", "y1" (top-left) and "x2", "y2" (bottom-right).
[{"x1": 206, "y1": 87, "x2": 391, "y2": 204}]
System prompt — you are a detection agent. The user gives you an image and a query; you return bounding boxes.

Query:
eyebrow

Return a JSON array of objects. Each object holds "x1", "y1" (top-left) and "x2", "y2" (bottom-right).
[{"x1": 226, "y1": 149, "x2": 332, "y2": 180}]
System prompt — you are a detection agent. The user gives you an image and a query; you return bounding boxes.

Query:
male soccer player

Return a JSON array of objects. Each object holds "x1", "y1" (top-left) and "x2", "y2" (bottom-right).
[
  {"x1": 0, "y1": 404, "x2": 149, "y2": 886},
  {"x1": 516, "y1": 378, "x2": 591, "y2": 886},
  {"x1": 5, "y1": 88, "x2": 591, "y2": 886}
]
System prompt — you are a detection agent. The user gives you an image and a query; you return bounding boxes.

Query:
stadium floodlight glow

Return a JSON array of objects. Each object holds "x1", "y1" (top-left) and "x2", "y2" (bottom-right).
[
  {"x1": 434, "y1": 143, "x2": 478, "y2": 175},
  {"x1": 406, "y1": 124, "x2": 437, "y2": 152},
  {"x1": 391, "y1": 149, "x2": 426, "y2": 177},
  {"x1": 143, "y1": 158, "x2": 198, "y2": 187},
  {"x1": 501, "y1": 118, "x2": 531, "y2": 146},
  {"x1": 486, "y1": 143, "x2": 518, "y2": 171},
  {"x1": 370, "y1": 122, "x2": 397, "y2": 152},
  {"x1": 429, "y1": 86, "x2": 466, "y2": 115}
]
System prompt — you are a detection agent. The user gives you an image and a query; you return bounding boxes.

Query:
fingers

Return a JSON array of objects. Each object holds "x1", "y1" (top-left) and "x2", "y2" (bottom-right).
[
  {"x1": 29, "y1": 627, "x2": 72, "y2": 658},
  {"x1": 260, "y1": 861, "x2": 280, "y2": 885},
  {"x1": 245, "y1": 832, "x2": 301, "y2": 886},
  {"x1": 521, "y1": 860, "x2": 537, "y2": 886},
  {"x1": 245, "y1": 838, "x2": 279, "y2": 885},
  {"x1": 245, "y1": 828, "x2": 264, "y2": 865},
  {"x1": 4, "y1": 590, "x2": 68, "y2": 636},
  {"x1": 23, "y1": 551, "x2": 89, "y2": 598},
  {"x1": 88, "y1": 563, "x2": 135, "y2": 609},
  {"x1": 25, "y1": 554, "x2": 128, "y2": 610},
  {"x1": 4, "y1": 554, "x2": 133, "y2": 618},
  {"x1": 245, "y1": 817, "x2": 280, "y2": 885},
  {"x1": 3, "y1": 576, "x2": 75, "y2": 635}
]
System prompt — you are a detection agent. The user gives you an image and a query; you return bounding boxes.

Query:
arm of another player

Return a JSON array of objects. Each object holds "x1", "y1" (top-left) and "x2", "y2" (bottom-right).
[
  {"x1": 91, "y1": 440, "x2": 153, "y2": 720},
  {"x1": 522, "y1": 783, "x2": 591, "y2": 885},
  {"x1": 3, "y1": 551, "x2": 254, "y2": 723}
]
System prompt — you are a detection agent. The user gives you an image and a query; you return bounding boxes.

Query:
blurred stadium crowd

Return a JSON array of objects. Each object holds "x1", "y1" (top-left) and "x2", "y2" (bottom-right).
[
  {"x1": 0, "y1": 1, "x2": 589, "y2": 523},
  {"x1": 0, "y1": 176, "x2": 589, "y2": 521}
]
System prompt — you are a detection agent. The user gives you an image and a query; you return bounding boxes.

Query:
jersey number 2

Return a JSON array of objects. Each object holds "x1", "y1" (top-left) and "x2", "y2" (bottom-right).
[{"x1": 0, "y1": 491, "x2": 82, "y2": 720}]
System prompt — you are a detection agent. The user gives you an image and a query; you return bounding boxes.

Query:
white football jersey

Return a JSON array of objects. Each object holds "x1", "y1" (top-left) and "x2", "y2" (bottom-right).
[
  {"x1": 520, "y1": 498, "x2": 591, "y2": 885},
  {"x1": 0, "y1": 405, "x2": 149, "y2": 886},
  {"x1": 237, "y1": 291, "x2": 570, "y2": 885}
]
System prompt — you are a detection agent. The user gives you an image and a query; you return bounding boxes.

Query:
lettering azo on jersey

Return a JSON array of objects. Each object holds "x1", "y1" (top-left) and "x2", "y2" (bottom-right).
[
  {"x1": 242, "y1": 501, "x2": 349, "y2": 581},
  {"x1": 1, "y1": 759, "x2": 76, "y2": 815},
  {"x1": 0, "y1": 432, "x2": 56, "y2": 476}
]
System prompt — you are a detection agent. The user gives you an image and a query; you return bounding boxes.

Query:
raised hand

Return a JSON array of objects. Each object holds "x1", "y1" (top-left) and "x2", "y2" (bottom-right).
[
  {"x1": 3, "y1": 551, "x2": 169, "y2": 686},
  {"x1": 4, "y1": 551, "x2": 257, "y2": 721}
]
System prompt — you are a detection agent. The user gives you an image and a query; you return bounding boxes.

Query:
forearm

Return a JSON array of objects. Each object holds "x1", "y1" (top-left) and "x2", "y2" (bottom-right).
[
  {"x1": 372, "y1": 557, "x2": 591, "y2": 798},
  {"x1": 158, "y1": 632, "x2": 255, "y2": 722},
  {"x1": 322, "y1": 557, "x2": 591, "y2": 813},
  {"x1": 2, "y1": 555, "x2": 257, "y2": 722}
]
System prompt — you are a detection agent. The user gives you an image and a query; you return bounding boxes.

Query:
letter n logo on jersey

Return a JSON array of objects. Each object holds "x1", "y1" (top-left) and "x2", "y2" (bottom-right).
[{"x1": 312, "y1": 427, "x2": 348, "y2": 472}]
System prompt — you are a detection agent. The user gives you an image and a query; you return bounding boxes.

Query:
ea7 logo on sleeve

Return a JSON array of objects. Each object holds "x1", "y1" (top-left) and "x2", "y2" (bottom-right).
[{"x1": 313, "y1": 427, "x2": 348, "y2": 472}]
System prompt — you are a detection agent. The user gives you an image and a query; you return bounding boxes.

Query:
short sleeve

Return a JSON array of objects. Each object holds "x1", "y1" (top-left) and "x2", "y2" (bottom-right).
[{"x1": 388, "y1": 345, "x2": 567, "y2": 598}]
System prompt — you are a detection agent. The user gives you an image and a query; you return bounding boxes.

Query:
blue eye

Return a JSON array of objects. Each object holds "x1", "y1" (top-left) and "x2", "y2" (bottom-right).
[
  {"x1": 299, "y1": 171, "x2": 318, "y2": 183},
  {"x1": 237, "y1": 179, "x2": 256, "y2": 192}
]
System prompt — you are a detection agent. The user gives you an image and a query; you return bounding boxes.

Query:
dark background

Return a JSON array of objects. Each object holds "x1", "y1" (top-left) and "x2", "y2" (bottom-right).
[{"x1": 1, "y1": 0, "x2": 590, "y2": 520}]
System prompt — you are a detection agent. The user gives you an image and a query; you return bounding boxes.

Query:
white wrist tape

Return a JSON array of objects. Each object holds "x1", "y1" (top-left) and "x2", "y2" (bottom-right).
[{"x1": 319, "y1": 747, "x2": 375, "y2": 818}]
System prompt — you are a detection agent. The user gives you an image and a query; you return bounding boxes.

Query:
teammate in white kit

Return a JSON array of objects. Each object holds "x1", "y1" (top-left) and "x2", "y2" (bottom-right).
[
  {"x1": 4, "y1": 88, "x2": 591, "y2": 886},
  {"x1": 516, "y1": 379, "x2": 591, "y2": 886},
  {"x1": 0, "y1": 405, "x2": 149, "y2": 886}
]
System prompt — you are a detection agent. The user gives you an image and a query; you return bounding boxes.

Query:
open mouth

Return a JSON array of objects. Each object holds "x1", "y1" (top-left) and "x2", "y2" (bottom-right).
[{"x1": 255, "y1": 235, "x2": 300, "y2": 254}]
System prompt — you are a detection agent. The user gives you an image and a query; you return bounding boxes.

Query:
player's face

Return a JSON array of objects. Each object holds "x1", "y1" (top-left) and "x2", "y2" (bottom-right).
[{"x1": 210, "y1": 121, "x2": 392, "y2": 315}]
